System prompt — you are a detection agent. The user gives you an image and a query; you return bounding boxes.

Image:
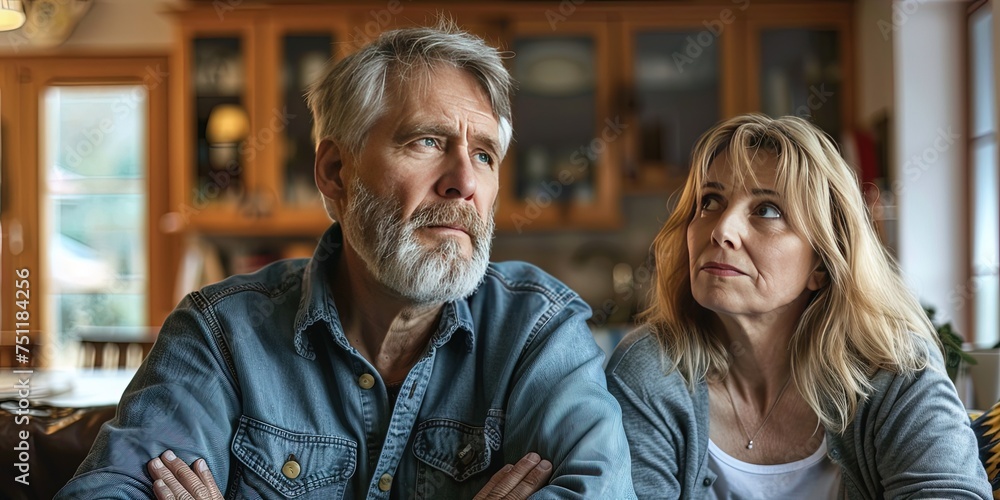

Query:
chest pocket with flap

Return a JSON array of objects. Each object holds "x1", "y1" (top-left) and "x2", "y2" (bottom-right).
[
  {"x1": 412, "y1": 413, "x2": 503, "y2": 483},
  {"x1": 231, "y1": 415, "x2": 357, "y2": 499}
]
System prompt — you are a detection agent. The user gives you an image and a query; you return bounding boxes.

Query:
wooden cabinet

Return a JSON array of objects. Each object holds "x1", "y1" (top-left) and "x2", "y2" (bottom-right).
[
  {"x1": 258, "y1": 14, "x2": 347, "y2": 233},
  {"x1": 616, "y1": 3, "x2": 853, "y2": 195},
  {"x1": 500, "y1": 19, "x2": 620, "y2": 232},
  {"x1": 746, "y1": 3, "x2": 854, "y2": 141},
  {"x1": 168, "y1": 1, "x2": 854, "y2": 236},
  {"x1": 170, "y1": 7, "x2": 347, "y2": 236},
  {"x1": 170, "y1": 9, "x2": 259, "y2": 233},
  {"x1": 619, "y1": 6, "x2": 744, "y2": 195}
]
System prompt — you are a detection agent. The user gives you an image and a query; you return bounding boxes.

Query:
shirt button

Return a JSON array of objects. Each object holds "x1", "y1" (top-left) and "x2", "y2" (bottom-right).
[
  {"x1": 282, "y1": 459, "x2": 301, "y2": 479},
  {"x1": 458, "y1": 443, "x2": 476, "y2": 466},
  {"x1": 358, "y1": 373, "x2": 375, "y2": 390},
  {"x1": 378, "y1": 473, "x2": 392, "y2": 491},
  {"x1": 703, "y1": 477, "x2": 711, "y2": 486}
]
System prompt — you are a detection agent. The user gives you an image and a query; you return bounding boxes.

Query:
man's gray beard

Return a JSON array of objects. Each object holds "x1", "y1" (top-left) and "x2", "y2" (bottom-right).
[{"x1": 339, "y1": 178, "x2": 494, "y2": 304}]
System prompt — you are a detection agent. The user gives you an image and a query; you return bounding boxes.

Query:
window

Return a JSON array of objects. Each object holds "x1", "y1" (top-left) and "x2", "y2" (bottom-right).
[
  {"x1": 41, "y1": 86, "x2": 150, "y2": 367},
  {"x1": 968, "y1": 2, "x2": 999, "y2": 348}
]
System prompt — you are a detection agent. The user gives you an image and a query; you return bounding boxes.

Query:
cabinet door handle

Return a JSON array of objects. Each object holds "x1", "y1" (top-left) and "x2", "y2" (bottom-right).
[{"x1": 7, "y1": 217, "x2": 23, "y2": 256}]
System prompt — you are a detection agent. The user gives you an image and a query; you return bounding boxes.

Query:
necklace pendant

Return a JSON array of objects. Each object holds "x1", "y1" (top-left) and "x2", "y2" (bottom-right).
[{"x1": 747, "y1": 440, "x2": 754, "y2": 450}]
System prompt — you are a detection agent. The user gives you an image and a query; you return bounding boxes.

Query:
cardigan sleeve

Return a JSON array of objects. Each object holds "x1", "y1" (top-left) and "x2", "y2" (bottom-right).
[
  {"x1": 865, "y1": 345, "x2": 992, "y2": 499},
  {"x1": 605, "y1": 330, "x2": 715, "y2": 499}
]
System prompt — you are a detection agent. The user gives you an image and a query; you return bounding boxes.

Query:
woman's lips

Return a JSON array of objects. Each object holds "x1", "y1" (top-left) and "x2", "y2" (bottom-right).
[{"x1": 701, "y1": 261, "x2": 746, "y2": 277}]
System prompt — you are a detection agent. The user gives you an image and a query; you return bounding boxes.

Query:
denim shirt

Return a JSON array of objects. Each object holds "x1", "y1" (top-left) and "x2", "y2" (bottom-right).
[{"x1": 57, "y1": 225, "x2": 636, "y2": 499}]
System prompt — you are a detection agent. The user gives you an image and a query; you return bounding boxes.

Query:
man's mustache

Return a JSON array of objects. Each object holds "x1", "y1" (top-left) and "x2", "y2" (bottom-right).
[{"x1": 408, "y1": 202, "x2": 494, "y2": 243}]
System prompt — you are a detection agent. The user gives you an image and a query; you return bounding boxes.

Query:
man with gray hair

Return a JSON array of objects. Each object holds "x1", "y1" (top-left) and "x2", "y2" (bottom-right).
[{"x1": 58, "y1": 20, "x2": 635, "y2": 499}]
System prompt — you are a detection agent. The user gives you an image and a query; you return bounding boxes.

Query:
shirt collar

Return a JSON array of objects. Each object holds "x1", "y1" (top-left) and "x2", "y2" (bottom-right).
[
  {"x1": 293, "y1": 223, "x2": 476, "y2": 359},
  {"x1": 433, "y1": 298, "x2": 476, "y2": 353}
]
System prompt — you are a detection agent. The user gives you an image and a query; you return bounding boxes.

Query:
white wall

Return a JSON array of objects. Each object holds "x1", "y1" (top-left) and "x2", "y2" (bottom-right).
[
  {"x1": 0, "y1": 0, "x2": 177, "y2": 54},
  {"x1": 893, "y1": 0, "x2": 969, "y2": 335}
]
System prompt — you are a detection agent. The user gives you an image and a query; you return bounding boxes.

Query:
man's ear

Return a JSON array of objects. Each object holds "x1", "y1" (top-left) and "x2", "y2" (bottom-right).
[
  {"x1": 315, "y1": 139, "x2": 347, "y2": 202},
  {"x1": 807, "y1": 261, "x2": 828, "y2": 291}
]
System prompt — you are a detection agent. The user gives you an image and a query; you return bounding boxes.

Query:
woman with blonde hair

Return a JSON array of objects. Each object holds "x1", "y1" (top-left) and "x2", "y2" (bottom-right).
[{"x1": 606, "y1": 114, "x2": 991, "y2": 498}]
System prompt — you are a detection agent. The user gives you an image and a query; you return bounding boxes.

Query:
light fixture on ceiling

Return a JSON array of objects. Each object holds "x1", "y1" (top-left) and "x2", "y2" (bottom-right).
[{"x1": 0, "y1": 0, "x2": 25, "y2": 32}]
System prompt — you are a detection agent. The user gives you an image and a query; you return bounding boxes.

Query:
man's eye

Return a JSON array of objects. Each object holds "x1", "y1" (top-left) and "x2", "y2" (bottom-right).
[
  {"x1": 419, "y1": 138, "x2": 438, "y2": 148},
  {"x1": 754, "y1": 204, "x2": 782, "y2": 218},
  {"x1": 474, "y1": 152, "x2": 493, "y2": 165}
]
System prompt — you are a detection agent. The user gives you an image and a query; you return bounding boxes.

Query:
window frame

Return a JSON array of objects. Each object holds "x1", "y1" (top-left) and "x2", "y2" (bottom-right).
[{"x1": 966, "y1": 0, "x2": 999, "y2": 348}]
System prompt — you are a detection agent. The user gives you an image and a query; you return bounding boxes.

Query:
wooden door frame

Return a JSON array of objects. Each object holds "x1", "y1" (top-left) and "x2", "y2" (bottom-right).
[{"x1": 0, "y1": 55, "x2": 173, "y2": 367}]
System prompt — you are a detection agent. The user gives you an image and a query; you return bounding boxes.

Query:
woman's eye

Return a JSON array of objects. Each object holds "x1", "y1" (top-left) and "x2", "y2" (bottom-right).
[
  {"x1": 474, "y1": 152, "x2": 493, "y2": 165},
  {"x1": 699, "y1": 195, "x2": 721, "y2": 212},
  {"x1": 754, "y1": 204, "x2": 782, "y2": 218}
]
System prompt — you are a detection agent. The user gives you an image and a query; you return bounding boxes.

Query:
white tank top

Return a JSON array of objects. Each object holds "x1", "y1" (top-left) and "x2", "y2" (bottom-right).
[{"x1": 706, "y1": 436, "x2": 842, "y2": 499}]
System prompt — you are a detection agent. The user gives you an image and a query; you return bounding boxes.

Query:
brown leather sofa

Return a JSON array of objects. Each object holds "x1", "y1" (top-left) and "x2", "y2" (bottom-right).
[{"x1": 0, "y1": 404, "x2": 117, "y2": 499}]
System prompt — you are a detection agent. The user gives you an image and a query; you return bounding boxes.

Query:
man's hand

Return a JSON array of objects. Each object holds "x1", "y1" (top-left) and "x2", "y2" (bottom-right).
[
  {"x1": 147, "y1": 449, "x2": 224, "y2": 500},
  {"x1": 145, "y1": 448, "x2": 550, "y2": 499},
  {"x1": 473, "y1": 452, "x2": 553, "y2": 500}
]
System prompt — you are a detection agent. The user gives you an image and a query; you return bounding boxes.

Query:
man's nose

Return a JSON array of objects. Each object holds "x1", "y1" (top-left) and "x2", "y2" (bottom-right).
[{"x1": 436, "y1": 149, "x2": 478, "y2": 200}]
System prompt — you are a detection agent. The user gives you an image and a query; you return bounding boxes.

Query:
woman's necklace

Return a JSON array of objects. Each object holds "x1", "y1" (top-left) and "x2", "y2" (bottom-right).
[{"x1": 724, "y1": 373, "x2": 793, "y2": 450}]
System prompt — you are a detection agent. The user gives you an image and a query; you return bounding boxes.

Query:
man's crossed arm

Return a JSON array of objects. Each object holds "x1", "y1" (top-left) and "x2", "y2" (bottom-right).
[{"x1": 146, "y1": 449, "x2": 553, "y2": 500}]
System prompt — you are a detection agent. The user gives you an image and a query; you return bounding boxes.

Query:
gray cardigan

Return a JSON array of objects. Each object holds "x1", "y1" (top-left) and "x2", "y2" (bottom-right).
[{"x1": 606, "y1": 329, "x2": 992, "y2": 499}]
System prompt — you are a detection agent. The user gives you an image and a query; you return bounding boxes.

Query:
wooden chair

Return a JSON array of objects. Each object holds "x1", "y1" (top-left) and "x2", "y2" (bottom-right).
[{"x1": 76, "y1": 326, "x2": 158, "y2": 369}]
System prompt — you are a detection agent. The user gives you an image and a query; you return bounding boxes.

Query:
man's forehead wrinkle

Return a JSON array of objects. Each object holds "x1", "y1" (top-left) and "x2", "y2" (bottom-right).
[{"x1": 396, "y1": 103, "x2": 499, "y2": 139}]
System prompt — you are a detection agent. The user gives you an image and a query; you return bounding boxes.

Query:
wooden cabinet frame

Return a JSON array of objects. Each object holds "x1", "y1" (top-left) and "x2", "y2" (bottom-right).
[
  {"x1": 167, "y1": 1, "x2": 855, "y2": 235},
  {"x1": 619, "y1": 6, "x2": 746, "y2": 194},
  {"x1": 170, "y1": 9, "x2": 262, "y2": 234},
  {"x1": 499, "y1": 18, "x2": 620, "y2": 232},
  {"x1": 257, "y1": 10, "x2": 349, "y2": 234}
]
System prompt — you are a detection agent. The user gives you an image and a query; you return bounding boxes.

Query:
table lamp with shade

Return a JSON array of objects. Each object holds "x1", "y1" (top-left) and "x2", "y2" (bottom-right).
[{"x1": 206, "y1": 104, "x2": 251, "y2": 170}]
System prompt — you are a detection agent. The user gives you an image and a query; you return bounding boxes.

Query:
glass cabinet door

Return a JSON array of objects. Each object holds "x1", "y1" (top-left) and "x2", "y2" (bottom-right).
[
  {"x1": 746, "y1": 4, "x2": 853, "y2": 141},
  {"x1": 192, "y1": 36, "x2": 247, "y2": 206},
  {"x1": 627, "y1": 29, "x2": 722, "y2": 190},
  {"x1": 499, "y1": 21, "x2": 618, "y2": 231},
  {"x1": 758, "y1": 29, "x2": 843, "y2": 136},
  {"x1": 278, "y1": 33, "x2": 333, "y2": 209},
  {"x1": 512, "y1": 35, "x2": 598, "y2": 203},
  {"x1": 258, "y1": 12, "x2": 347, "y2": 234}
]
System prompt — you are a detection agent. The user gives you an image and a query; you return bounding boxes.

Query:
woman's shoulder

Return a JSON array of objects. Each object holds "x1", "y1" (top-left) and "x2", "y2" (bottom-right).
[
  {"x1": 857, "y1": 332, "x2": 957, "y2": 426},
  {"x1": 605, "y1": 326, "x2": 695, "y2": 404},
  {"x1": 869, "y1": 331, "x2": 946, "y2": 389},
  {"x1": 606, "y1": 326, "x2": 665, "y2": 374}
]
